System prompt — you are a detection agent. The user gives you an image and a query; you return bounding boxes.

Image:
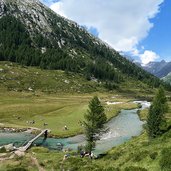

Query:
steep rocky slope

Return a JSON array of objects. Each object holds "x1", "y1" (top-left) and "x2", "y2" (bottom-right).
[
  {"x1": 142, "y1": 60, "x2": 171, "y2": 78},
  {"x1": 0, "y1": 0, "x2": 163, "y2": 89}
]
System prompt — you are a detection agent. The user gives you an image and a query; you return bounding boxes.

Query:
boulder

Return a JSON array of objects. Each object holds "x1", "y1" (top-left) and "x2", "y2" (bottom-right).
[{"x1": 4, "y1": 144, "x2": 14, "y2": 152}]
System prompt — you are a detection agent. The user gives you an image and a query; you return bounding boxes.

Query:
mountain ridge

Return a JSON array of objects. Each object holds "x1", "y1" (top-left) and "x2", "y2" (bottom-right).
[
  {"x1": 140, "y1": 60, "x2": 171, "y2": 78},
  {"x1": 0, "y1": 0, "x2": 165, "y2": 89},
  {"x1": 162, "y1": 72, "x2": 171, "y2": 85}
]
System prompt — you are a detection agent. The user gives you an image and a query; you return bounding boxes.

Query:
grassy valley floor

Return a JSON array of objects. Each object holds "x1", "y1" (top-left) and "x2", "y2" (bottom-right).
[
  {"x1": 0, "y1": 62, "x2": 171, "y2": 171},
  {"x1": 0, "y1": 97, "x2": 170, "y2": 171},
  {"x1": 0, "y1": 61, "x2": 144, "y2": 137},
  {"x1": 0, "y1": 90, "x2": 137, "y2": 137},
  {"x1": 1, "y1": 122, "x2": 171, "y2": 171}
]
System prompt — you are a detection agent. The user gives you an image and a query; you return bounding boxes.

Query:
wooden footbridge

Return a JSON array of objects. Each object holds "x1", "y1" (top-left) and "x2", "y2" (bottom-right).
[{"x1": 18, "y1": 129, "x2": 48, "y2": 152}]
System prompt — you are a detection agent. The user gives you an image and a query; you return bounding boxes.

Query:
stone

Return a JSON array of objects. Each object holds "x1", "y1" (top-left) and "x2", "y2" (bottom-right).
[
  {"x1": 14, "y1": 150, "x2": 25, "y2": 157},
  {"x1": 4, "y1": 144, "x2": 14, "y2": 152}
]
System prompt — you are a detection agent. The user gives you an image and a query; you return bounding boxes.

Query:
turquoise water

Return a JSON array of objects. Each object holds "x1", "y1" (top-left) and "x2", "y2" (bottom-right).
[{"x1": 0, "y1": 101, "x2": 149, "y2": 154}]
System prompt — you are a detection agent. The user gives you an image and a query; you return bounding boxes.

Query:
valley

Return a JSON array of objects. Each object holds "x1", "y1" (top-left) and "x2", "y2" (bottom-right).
[
  {"x1": 0, "y1": 100, "x2": 171, "y2": 171},
  {"x1": 0, "y1": 0, "x2": 171, "y2": 170},
  {"x1": 0, "y1": 62, "x2": 139, "y2": 137},
  {"x1": 0, "y1": 61, "x2": 171, "y2": 171}
]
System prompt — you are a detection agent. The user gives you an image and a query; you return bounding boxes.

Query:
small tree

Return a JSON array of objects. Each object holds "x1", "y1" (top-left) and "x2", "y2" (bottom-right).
[
  {"x1": 147, "y1": 86, "x2": 168, "y2": 138},
  {"x1": 84, "y1": 96, "x2": 107, "y2": 152}
]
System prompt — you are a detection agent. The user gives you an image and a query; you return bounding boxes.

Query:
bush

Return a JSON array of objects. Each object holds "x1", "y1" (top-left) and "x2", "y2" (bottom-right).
[
  {"x1": 149, "y1": 152, "x2": 158, "y2": 160},
  {"x1": 77, "y1": 145, "x2": 84, "y2": 154},
  {"x1": 39, "y1": 162, "x2": 45, "y2": 167},
  {"x1": 160, "y1": 148, "x2": 171, "y2": 170},
  {"x1": 0, "y1": 147, "x2": 6, "y2": 153},
  {"x1": 137, "y1": 103, "x2": 142, "y2": 108}
]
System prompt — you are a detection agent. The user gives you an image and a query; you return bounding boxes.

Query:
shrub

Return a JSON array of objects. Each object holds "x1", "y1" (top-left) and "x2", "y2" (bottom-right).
[
  {"x1": 0, "y1": 147, "x2": 6, "y2": 153},
  {"x1": 39, "y1": 162, "x2": 45, "y2": 167},
  {"x1": 149, "y1": 152, "x2": 158, "y2": 160},
  {"x1": 77, "y1": 145, "x2": 84, "y2": 154},
  {"x1": 137, "y1": 103, "x2": 142, "y2": 108}
]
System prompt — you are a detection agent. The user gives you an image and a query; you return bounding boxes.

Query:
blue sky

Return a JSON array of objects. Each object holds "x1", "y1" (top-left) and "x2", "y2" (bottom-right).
[
  {"x1": 41, "y1": 0, "x2": 170, "y2": 64},
  {"x1": 138, "y1": 0, "x2": 171, "y2": 62}
]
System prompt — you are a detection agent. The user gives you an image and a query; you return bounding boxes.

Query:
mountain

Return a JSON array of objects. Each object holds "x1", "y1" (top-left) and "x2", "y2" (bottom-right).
[
  {"x1": 141, "y1": 60, "x2": 171, "y2": 78},
  {"x1": 162, "y1": 72, "x2": 171, "y2": 85},
  {"x1": 0, "y1": 0, "x2": 163, "y2": 89},
  {"x1": 157, "y1": 62, "x2": 171, "y2": 78}
]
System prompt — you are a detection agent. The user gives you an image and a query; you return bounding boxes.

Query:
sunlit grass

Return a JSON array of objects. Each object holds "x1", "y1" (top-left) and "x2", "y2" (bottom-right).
[{"x1": 0, "y1": 91, "x2": 138, "y2": 137}]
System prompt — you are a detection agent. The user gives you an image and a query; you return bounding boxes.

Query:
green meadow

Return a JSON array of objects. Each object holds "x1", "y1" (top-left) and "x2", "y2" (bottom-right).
[
  {"x1": 0, "y1": 62, "x2": 171, "y2": 171},
  {"x1": 0, "y1": 90, "x2": 137, "y2": 137}
]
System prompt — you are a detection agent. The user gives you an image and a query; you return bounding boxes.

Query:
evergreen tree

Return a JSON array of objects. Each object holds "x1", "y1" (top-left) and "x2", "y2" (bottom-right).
[
  {"x1": 0, "y1": 14, "x2": 168, "y2": 89},
  {"x1": 83, "y1": 96, "x2": 107, "y2": 152},
  {"x1": 147, "y1": 86, "x2": 168, "y2": 138}
]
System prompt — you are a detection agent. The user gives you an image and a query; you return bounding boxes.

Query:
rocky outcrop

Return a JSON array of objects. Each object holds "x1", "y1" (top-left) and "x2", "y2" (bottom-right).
[{"x1": 4, "y1": 143, "x2": 15, "y2": 152}]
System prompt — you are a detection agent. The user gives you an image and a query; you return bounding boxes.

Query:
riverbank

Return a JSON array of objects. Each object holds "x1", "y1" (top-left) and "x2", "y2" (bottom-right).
[
  {"x1": 1, "y1": 129, "x2": 171, "y2": 171},
  {"x1": 0, "y1": 101, "x2": 147, "y2": 155},
  {"x1": 0, "y1": 102, "x2": 138, "y2": 139},
  {"x1": 1, "y1": 101, "x2": 170, "y2": 171},
  {"x1": 0, "y1": 90, "x2": 139, "y2": 138}
]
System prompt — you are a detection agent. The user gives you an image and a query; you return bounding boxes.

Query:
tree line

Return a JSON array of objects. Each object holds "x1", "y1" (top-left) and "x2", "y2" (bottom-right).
[{"x1": 0, "y1": 15, "x2": 168, "y2": 89}]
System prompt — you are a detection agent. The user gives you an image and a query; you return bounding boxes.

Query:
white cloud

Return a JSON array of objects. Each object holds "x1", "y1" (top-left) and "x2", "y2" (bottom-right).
[
  {"x1": 140, "y1": 50, "x2": 159, "y2": 65},
  {"x1": 49, "y1": 0, "x2": 163, "y2": 52},
  {"x1": 131, "y1": 49, "x2": 140, "y2": 56},
  {"x1": 40, "y1": 0, "x2": 58, "y2": 6}
]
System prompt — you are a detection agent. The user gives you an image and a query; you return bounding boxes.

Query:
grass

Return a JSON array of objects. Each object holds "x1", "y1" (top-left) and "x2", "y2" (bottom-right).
[
  {"x1": 0, "y1": 90, "x2": 137, "y2": 137},
  {"x1": 138, "y1": 109, "x2": 148, "y2": 121},
  {"x1": 0, "y1": 61, "x2": 158, "y2": 96},
  {"x1": 1, "y1": 129, "x2": 171, "y2": 171},
  {"x1": 1, "y1": 61, "x2": 171, "y2": 170},
  {"x1": 92, "y1": 101, "x2": 171, "y2": 171},
  {"x1": 95, "y1": 129, "x2": 171, "y2": 171},
  {"x1": 1, "y1": 104, "x2": 171, "y2": 171},
  {"x1": 1, "y1": 98, "x2": 170, "y2": 171},
  {"x1": 0, "y1": 61, "x2": 104, "y2": 94}
]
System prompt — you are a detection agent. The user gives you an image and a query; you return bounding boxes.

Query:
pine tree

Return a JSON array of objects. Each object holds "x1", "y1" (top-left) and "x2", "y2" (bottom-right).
[
  {"x1": 83, "y1": 96, "x2": 107, "y2": 152},
  {"x1": 147, "y1": 86, "x2": 168, "y2": 138}
]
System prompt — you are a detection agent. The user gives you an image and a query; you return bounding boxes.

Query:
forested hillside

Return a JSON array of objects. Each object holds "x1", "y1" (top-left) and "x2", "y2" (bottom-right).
[
  {"x1": 0, "y1": 0, "x2": 167, "y2": 90},
  {"x1": 162, "y1": 73, "x2": 171, "y2": 85}
]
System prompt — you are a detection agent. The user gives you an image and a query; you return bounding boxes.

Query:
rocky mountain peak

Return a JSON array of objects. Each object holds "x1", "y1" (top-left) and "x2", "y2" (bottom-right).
[
  {"x1": 0, "y1": 0, "x2": 52, "y2": 36},
  {"x1": 0, "y1": 0, "x2": 163, "y2": 89}
]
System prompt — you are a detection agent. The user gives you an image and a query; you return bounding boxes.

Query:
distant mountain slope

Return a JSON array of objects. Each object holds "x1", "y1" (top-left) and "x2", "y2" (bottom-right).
[
  {"x1": 157, "y1": 62, "x2": 171, "y2": 78},
  {"x1": 141, "y1": 60, "x2": 171, "y2": 78},
  {"x1": 0, "y1": 0, "x2": 163, "y2": 88},
  {"x1": 162, "y1": 72, "x2": 171, "y2": 85}
]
